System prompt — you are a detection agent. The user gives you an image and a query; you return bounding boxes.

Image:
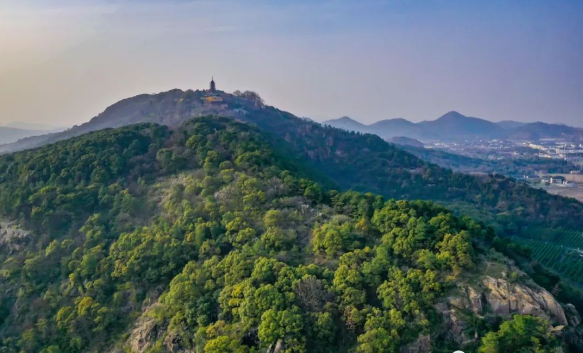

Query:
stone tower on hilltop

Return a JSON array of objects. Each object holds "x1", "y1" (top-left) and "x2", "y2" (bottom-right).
[{"x1": 210, "y1": 77, "x2": 216, "y2": 92}]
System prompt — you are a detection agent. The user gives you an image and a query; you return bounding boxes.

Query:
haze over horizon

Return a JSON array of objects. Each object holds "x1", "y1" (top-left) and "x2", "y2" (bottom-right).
[{"x1": 1, "y1": 0, "x2": 583, "y2": 127}]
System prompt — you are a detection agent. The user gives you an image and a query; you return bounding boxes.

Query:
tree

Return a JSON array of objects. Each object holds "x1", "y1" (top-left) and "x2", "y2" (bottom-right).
[
  {"x1": 258, "y1": 308, "x2": 305, "y2": 352},
  {"x1": 312, "y1": 219, "x2": 356, "y2": 257},
  {"x1": 478, "y1": 315, "x2": 557, "y2": 353},
  {"x1": 233, "y1": 90, "x2": 264, "y2": 107}
]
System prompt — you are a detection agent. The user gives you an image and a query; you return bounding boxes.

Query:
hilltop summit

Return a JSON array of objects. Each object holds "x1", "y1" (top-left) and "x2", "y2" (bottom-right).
[{"x1": 0, "y1": 88, "x2": 267, "y2": 153}]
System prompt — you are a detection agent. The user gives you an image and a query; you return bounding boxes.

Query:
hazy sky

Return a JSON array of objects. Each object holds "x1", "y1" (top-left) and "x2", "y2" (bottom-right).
[{"x1": 1, "y1": 0, "x2": 583, "y2": 127}]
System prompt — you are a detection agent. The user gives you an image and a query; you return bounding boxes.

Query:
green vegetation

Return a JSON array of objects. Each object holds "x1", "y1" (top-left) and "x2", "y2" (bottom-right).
[
  {"x1": 518, "y1": 239, "x2": 583, "y2": 284},
  {"x1": 498, "y1": 226, "x2": 583, "y2": 287},
  {"x1": 7, "y1": 88, "x2": 583, "y2": 261},
  {"x1": 523, "y1": 227, "x2": 583, "y2": 249},
  {"x1": 10, "y1": 87, "x2": 583, "y2": 281},
  {"x1": 256, "y1": 112, "x2": 583, "y2": 233},
  {"x1": 0, "y1": 116, "x2": 573, "y2": 352},
  {"x1": 478, "y1": 315, "x2": 558, "y2": 353}
]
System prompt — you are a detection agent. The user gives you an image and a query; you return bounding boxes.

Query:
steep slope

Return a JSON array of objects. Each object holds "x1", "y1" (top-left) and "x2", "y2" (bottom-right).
[{"x1": 0, "y1": 117, "x2": 581, "y2": 353}]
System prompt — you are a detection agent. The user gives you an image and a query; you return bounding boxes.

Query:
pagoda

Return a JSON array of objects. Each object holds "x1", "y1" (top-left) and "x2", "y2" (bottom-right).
[{"x1": 201, "y1": 77, "x2": 223, "y2": 104}]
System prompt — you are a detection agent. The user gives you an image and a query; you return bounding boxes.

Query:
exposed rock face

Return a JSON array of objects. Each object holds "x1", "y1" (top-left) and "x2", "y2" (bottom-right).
[
  {"x1": 0, "y1": 220, "x2": 30, "y2": 253},
  {"x1": 400, "y1": 334, "x2": 431, "y2": 353},
  {"x1": 267, "y1": 339, "x2": 285, "y2": 353},
  {"x1": 481, "y1": 276, "x2": 568, "y2": 325},
  {"x1": 163, "y1": 331, "x2": 192, "y2": 353},
  {"x1": 434, "y1": 274, "x2": 577, "y2": 350},
  {"x1": 466, "y1": 286, "x2": 483, "y2": 315},
  {"x1": 434, "y1": 302, "x2": 475, "y2": 347},
  {"x1": 127, "y1": 313, "x2": 195, "y2": 353},
  {"x1": 128, "y1": 315, "x2": 167, "y2": 353}
]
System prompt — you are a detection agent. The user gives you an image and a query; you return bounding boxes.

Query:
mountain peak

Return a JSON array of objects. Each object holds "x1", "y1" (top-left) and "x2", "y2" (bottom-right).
[
  {"x1": 322, "y1": 116, "x2": 367, "y2": 133},
  {"x1": 436, "y1": 111, "x2": 466, "y2": 121},
  {"x1": 336, "y1": 116, "x2": 359, "y2": 123}
]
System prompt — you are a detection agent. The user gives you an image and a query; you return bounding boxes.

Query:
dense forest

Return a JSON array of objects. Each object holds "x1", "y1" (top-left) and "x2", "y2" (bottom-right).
[
  {"x1": 0, "y1": 117, "x2": 581, "y2": 352},
  {"x1": 201, "y1": 94, "x2": 583, "y2": 234},
  {"x1": 279, "y1": 121, "x2": 583, "y2": 233}
]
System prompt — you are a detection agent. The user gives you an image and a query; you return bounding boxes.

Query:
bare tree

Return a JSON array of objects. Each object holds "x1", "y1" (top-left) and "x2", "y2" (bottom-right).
[
  {"x1": 233, "y1": 90, "x2": 265, "y2": 107},
  {"x1": 294, "y1": 277, "x2": 333, "y2": 312}
]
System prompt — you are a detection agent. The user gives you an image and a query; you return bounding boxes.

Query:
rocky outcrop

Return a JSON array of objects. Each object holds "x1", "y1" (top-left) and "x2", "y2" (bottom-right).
[
  {"x1": 400, "y1": 334, "x2": 431, "y2": 353},
  {"x1": 434, "y1": 302, "x2": 476, "y2": 347},
  {"x1": 128, "y1": 314, "x2": 167, "y2": 353},
  {"x1": 0, "y1": 220, "x2": 30, "y2": 253},
  {"x1": 163, "y1": 331, "x2": 192, "y2": 353},
  {"x1": 426, "y1": 269, "x2": 579, "y2": 351},
  {"x1": 445, "y1": 287, "x2": 483, "y2": 316},
  {"x1": 481, "y1": 276, "x2": 568, "y2": 325},
  {"x1": 267, "y1": 339, "x2": 285, "y2": 353},
  {"x1": 434, "y1": 275, "x2": 576, "y2": 349},
  {"x1": 466, "y1": 286, "x2": 483, "y2": 315}
]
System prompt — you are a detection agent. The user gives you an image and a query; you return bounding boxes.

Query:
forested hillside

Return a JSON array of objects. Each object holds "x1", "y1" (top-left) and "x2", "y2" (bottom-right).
[
  {"x1": 1, "y1": 117, "x2": 582, "y2": 352},
  {"x1": 263, "y1": 112, "x2": 583, "y2": 232},
  {"x1": 3, "y1": 88, "x2": 583, "y2": 286},
  {"x1": 2, "y1": 89, "x2": 582, "y2": 234}
]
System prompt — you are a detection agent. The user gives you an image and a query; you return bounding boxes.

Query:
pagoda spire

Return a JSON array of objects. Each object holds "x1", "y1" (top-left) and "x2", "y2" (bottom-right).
[{"x1": 210, "y1": 77, "x2": 216, "y2": 92}]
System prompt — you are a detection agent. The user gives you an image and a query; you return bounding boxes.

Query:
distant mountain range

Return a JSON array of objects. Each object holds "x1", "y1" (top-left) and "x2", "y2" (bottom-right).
[
  {"x1": 0, "y1": 127, "x2": 51, "y2": 145},
  {"x1": 4, "y1": 122, "x2": 66, "y2": 131},
  {"x1": 323, "y1": 111, "x2": 583, "y2": 142},
  {"x1": 0, "y1": 123, "x2": 66, "y2": 146},
  {"x1": 2, "y1": 102, "x2": 580, "y2": 153}
]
